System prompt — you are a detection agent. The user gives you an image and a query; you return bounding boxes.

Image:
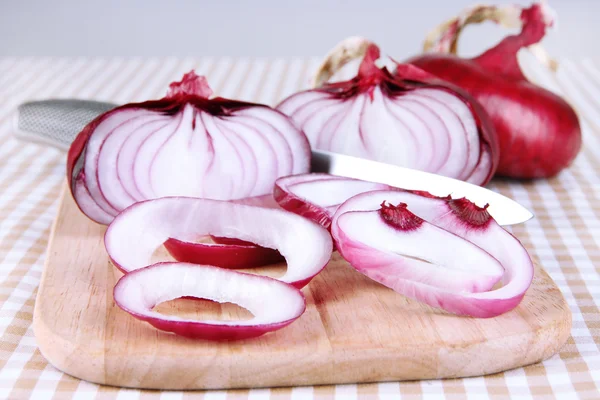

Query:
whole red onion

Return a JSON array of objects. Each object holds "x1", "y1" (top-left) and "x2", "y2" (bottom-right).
[{"x1": 405, "y1": 1, "x2": 582, "y2": 179}]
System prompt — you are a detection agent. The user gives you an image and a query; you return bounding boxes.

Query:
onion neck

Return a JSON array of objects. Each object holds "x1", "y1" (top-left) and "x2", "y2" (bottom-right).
[
  {"x1": 167, "y1": 71, "x2": 214, "y2": 99},
  {"x1": 355, "y1": 44, "x2": 387, "y2": 92},
  {"x1": 474, "y1": 3, "x2": 551, "y2": 81}
]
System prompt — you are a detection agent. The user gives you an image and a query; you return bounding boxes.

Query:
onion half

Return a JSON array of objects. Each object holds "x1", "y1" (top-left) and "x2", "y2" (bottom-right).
[
  {"x1": 331, "y1": 190, "x2": 534, "y2": 318},
  {"x1": 277, "y1": 43, "x2": 498, "y2": 186},
  {"x1": 114, "y1": 262, "x2": 306, "y2": 340},
  {"x1": 68, "y1": 71, "x2": 311, "y2": 225},
  {"x1": 105, "y1": 197, "x2": 333, "y2": 288}
]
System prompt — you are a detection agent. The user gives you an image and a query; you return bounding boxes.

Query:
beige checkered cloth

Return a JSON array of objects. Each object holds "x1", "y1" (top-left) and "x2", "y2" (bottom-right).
[{"x1": 0, "y1": 56, "x2": 599, "y2": 399}]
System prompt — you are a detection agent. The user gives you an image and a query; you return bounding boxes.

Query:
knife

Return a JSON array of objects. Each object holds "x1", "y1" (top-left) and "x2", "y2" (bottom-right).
[{"x1": 14, "y1": 99, "x2": 533, "y2": 226}]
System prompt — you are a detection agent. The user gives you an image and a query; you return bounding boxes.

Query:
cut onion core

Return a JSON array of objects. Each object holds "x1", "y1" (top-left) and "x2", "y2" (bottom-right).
[{"x1": 113, "y1": 262, "x2": 306, "y2": 340}]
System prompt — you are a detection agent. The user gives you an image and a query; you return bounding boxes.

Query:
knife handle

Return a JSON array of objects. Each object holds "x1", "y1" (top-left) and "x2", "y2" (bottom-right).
[{"x1": 14, "y1": 99, "x2": 117, "y2": 150}]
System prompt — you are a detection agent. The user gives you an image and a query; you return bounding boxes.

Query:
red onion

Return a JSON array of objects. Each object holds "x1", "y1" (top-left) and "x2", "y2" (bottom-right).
[
  {"x1": 67, "y1": 71, "x2": 311, "y2": 225},
  {"x1": 331, "y1": 190, "x2": 534, "y2": 318},
  {"x1": 277, "y1": 42, "x2": 499, "y2": 186},
  {"x1": 405, "y1": 1, "x2": 582, "y2": 179},
  {"x1": 104, "y1": 197, "x2": 333, "y2": 289},
  {"x1": 114, "y1": 262, "x2": 306, "y2": 340}
]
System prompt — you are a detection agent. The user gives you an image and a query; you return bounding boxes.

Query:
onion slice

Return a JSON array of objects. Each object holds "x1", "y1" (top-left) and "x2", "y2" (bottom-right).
[
  {"x1": 331, "y1": 190, "x2": 534, "y2": 318},
  {"x1": 105, "y1": 197, "x2": 333, "y2": 288},
  {"x1": 114, "y1": 262, "x2": 306, "y2": 340}
]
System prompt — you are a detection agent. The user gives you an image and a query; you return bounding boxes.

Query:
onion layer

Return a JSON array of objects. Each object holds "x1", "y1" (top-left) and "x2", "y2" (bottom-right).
[
  {"x1": 274, "y1": 173, "x2": 445, "y2": 231},
  {"x1": 114, "y1": 262, "x2": 306, "y2": 340},
  {"x1": 68, "y1": 71, "x2": 310, "y2": 225},
  {"x1": 274, "y1": 173, "x2": 391, "y2": 230},
  {"x1": 105, "y1": 197, "x2": 333, "y2": 288},
  {"x1": 277, "y1": 43, "x2": 498, "y2": 186},
  {"x1": 163, "y1": 237, "x2": 283, "y2": 269},
  {"x1": 331, "y1": 190, "x2": 534, "y2": 318},
  {"x1": 163, "y1": 194, "x2": 284, "y2": 268}
]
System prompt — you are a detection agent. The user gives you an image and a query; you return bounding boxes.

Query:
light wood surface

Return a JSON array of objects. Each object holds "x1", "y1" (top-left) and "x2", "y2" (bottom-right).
[{"x1": 33, "y1": 183, "x2": 572, "y2": 390}]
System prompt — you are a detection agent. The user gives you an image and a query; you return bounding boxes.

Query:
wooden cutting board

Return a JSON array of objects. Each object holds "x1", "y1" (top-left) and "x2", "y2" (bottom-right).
[{"x1": 33, "y1": 183, "x2": 572, "y2": 390}]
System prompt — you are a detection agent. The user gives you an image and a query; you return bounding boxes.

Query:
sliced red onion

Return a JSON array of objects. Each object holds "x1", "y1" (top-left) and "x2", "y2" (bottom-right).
[
  {"x1": 105, "y1": 197, "x2": 333, "y2": 288},
  {"x1": 276, "y1": 42, "x2": 498, "y2": 186},
  {"x1": 331, "y1": 190, "x2": 533, "y2": 318},
  {"x1": 274, "y1": 173, "x2": 391, "y2": 230},
  {"x1": 163, "y1": 194, "x2": 284, "y2": 268},
  {"x1": 68, "y1": 71, "x2": 310, "y2": 225},
  {"x1": 114, "y1": 262, "x2": 306, "y2": 340}
]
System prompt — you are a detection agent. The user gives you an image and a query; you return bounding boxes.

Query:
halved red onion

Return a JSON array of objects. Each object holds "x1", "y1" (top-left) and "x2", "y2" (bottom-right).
[
  {"x1": 68, "y1": 71, "x2": 310, "y2": 225},
  {"x1": 276, "y1": 42, "x2": 498, "y2": 186},
  {"x1": 331, "y1": 190, "x2": 534, "y2": 318},
  {"x1": 163, "y1": 194, "x2": 284, "y2": 268},
  {"x1": 105, "y1": 197, "x2": 333, "y2": 288},
  {"x1": 114, "y1": 262, "x2": 306, "y2": 340},
  {"x1": 274, "y1": 173, "x2": 392, "y2": 230}
]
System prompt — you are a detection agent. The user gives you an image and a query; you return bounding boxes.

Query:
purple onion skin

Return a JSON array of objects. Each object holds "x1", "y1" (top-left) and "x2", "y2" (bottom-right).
[{"x1": 406, "y1": 3, "x2": 581, "y2": 179}]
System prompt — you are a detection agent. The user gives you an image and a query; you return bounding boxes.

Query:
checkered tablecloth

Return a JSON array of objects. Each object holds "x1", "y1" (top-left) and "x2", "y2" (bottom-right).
[{"x1": 0, "y1": 56, "x2": 599, "y2": 399}]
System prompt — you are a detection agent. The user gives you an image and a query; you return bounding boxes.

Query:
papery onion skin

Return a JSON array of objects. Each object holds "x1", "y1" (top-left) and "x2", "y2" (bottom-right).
[
  {"x1": 331, "y1": 190, "x2": 534, "y2": 318},
  {"x1": 277, "y1": 43, "x2": 499, "y2": 186},
  {"x1": 68, "y1": 71, "x2": 311, "y2": 225},
  {"x1": 114, "y1": 262, "x2": 306, "y2": 341},
  {"x1": 406, "y1": 2, "x2": 582, "y2": 179}
]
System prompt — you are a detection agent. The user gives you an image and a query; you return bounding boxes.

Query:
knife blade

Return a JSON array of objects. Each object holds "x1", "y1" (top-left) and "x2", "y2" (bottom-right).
[{"x1": 14, "y1": 99, "x2": 533, "y2": 226}]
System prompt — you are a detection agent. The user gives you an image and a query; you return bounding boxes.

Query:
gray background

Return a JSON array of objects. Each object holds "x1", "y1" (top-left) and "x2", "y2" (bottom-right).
[{"x1": 0, "y1": 0, "x2": 596, "y2": 59}]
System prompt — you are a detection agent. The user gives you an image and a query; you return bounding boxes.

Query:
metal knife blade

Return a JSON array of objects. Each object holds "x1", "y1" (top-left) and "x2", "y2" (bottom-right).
[{"x1": 14, "y1": 99, "x2": 533, "y2": 226}]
